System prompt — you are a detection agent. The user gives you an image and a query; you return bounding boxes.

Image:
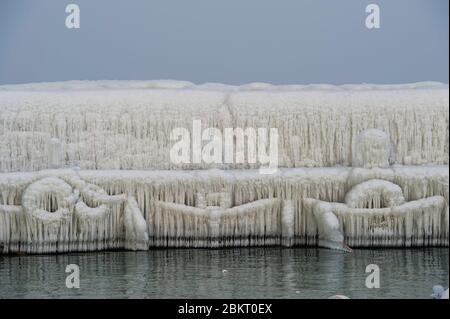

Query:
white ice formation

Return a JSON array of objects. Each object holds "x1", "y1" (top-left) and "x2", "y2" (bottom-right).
[
  {"x1": 0, "y1": 81, "x2": 447, "y2": 171},
  {"x1": 0, "y1": 81, "x2": 448, "y2": 253},
  {"x1": 431, "y1": 285, "x2": 449, "y2": 299},
  {"x1": 304, "y1": 129, "x2": 448, "y2": 251}
]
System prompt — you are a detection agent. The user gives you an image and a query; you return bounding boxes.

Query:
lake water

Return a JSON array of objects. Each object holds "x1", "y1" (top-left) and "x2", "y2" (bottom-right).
[{"x1": 0, "y1": 248, "x2": 448, "y2": 299}]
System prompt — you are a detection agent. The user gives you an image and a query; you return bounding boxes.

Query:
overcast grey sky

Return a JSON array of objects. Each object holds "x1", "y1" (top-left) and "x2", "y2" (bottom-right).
[{"x1": 0, "y1": 0, "x2": 448, "y2": 85}]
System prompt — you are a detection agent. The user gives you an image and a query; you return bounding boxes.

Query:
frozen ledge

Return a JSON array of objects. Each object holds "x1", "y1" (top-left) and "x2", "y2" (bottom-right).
[
  {"x1": 0, "y1": 81, "x2": 448, "y2": 171},
  {"x1": 0, "y1": 165, "x2": 448, "y2": 253}
]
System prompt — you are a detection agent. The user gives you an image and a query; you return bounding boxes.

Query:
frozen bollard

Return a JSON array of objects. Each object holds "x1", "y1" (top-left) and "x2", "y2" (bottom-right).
[{"x1": 48, "y1": 138, "x2": 64, "y2": 169}]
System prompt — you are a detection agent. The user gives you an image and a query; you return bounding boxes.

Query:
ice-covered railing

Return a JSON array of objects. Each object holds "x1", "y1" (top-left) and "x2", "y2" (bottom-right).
[
  {"x1": 0, "y1": 81, "x2": 448, "y2": 172},
  {"x1": 0, "y1": 164, "x2": 447, "y2": 253},
  {"x1": 0, "y1": 169, "x2": 148, "y2": 253}
]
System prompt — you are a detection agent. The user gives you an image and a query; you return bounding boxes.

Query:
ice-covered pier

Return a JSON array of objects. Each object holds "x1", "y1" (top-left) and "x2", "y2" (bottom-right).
[{"x1": 0, "y1": 81, "x2": 448, "y2": 253}]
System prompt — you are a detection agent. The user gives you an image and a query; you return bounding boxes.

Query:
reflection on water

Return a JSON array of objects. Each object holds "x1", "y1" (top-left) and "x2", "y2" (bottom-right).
[{"x1": 0, "y1": 248, "x2": 448, "y2": 299}]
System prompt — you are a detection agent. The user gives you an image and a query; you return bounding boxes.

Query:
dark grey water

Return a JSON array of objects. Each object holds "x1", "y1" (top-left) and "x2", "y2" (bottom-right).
[{"x1": 0, "y1": 248, "x2": 448, "y2": 299}]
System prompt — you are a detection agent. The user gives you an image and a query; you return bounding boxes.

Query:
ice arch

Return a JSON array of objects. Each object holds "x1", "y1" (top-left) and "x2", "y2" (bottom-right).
[
  {"x1": 22, "y1": 177, "x2": 77, "y2": 224},
  {"x1": 345, "y1": 179, "x2": 405, "y2": 209}
]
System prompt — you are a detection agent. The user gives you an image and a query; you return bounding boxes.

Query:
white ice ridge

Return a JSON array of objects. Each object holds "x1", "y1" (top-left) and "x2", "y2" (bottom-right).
[
  {"x1": 0, "y1": 81, "x2": 448, "y2": 172},
  {"x1": 0, "y1": 165, "x2": 448, "y2": 253}
]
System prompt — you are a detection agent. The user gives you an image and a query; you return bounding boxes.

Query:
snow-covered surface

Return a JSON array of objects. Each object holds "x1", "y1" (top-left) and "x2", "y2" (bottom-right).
[{"x1": 0, "y1": 81, "x2": 448, "y2": 172}]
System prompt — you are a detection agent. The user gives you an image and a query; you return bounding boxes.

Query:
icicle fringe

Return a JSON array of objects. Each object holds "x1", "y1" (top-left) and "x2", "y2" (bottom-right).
[
  {"x1": 0, "y1": 82, "x2": 448, "y2": 172},
  {"x1": 0, "y1": 165, "x2": 447, "y2": 253}
]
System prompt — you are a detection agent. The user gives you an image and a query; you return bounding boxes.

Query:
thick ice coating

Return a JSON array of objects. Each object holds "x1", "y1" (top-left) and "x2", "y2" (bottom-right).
[
  {"x1": 0, "y1": 81, "x2": 448, "y2": 172},
  {"x1": 0, "y1": 81, "x2": 448, "y2": 253}
]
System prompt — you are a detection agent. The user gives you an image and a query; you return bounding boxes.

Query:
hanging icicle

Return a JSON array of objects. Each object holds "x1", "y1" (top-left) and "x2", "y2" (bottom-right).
[{"x1": 124, "y1": 196, "x2": 149, "y2": 250}]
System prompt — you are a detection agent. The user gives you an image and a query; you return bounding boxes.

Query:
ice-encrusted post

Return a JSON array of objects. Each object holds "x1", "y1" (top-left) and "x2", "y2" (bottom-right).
[{"x1": 48, "y1": 138, "x2": 64, "y2": 169}]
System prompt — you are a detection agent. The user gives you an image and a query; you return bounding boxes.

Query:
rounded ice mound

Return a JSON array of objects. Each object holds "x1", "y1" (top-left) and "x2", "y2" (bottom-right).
[
  {"x1": 345, "y1": 179, "x2": 405, "y2": 209},
  {"x1": 353, "y1": 129, "x2": 391, "y2": 168}
]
